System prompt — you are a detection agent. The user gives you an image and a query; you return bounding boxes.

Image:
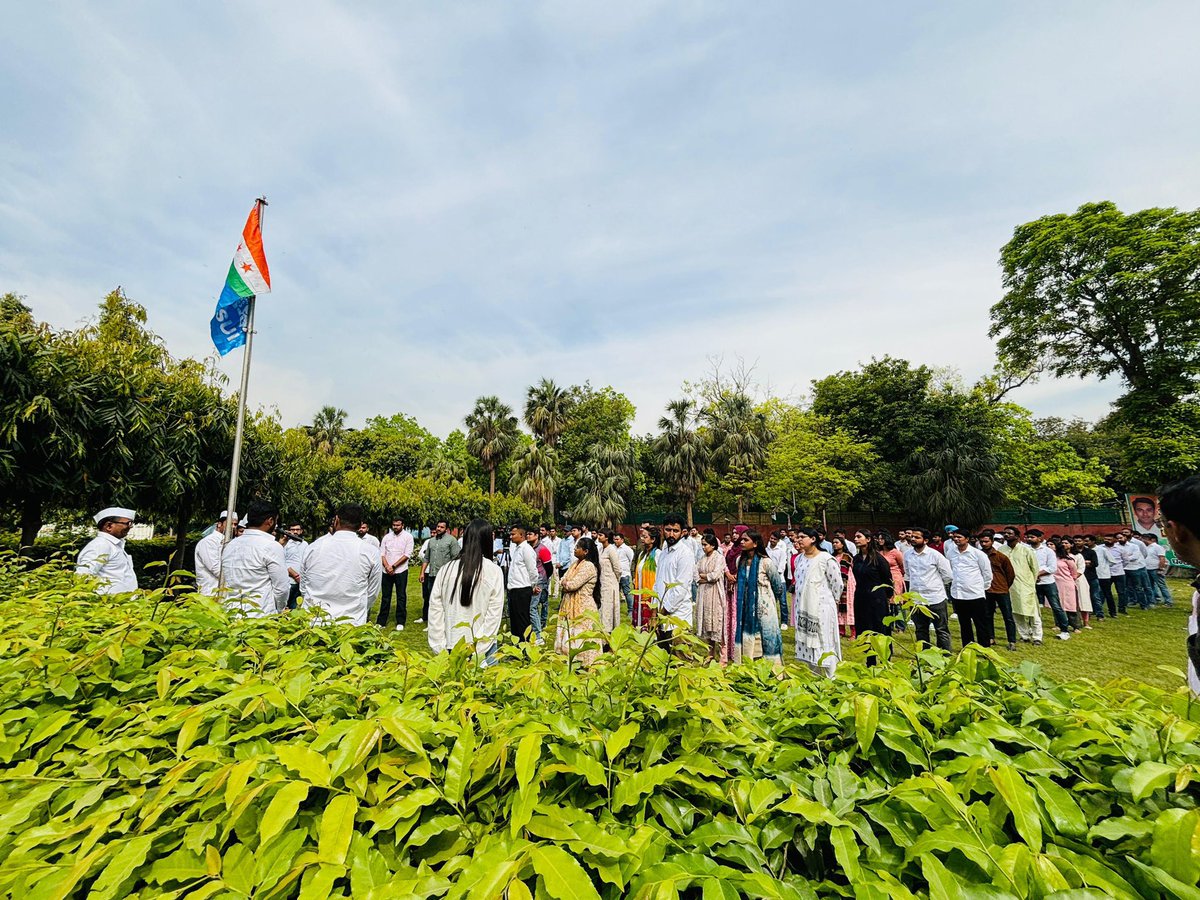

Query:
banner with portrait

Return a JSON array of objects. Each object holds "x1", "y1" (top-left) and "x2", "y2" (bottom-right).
[{"x1": 1125, "y1": 493, "x2": 1192, "y2": 568}]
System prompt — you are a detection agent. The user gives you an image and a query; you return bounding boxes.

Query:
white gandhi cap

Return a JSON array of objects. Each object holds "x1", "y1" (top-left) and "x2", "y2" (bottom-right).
[{"x1": 94, "y1": 507, "x2": 136, "y2": 524}]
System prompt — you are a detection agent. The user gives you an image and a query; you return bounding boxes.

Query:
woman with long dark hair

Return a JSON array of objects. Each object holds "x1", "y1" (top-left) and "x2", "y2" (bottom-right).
[
  {"x1": 632, "y1": 526, "x2": 660, "y2": 630},
  {"x1": 427, "y1": 519, "x2": 505, "y2": 664},
  {"x1": 556, "y1": 536, "x2": 602, "y2": 664},
  {"x1": 731, "y1": 530, "x2": 785, "y2": 668},
  {"x1": 695, "y1": 532, "x2": 726, "y2": 661},
  {"x1": 852, "y1": 529, "x2": 894, "y2": 642},
  {"x1": 791, "y1": 527, "x2": 843, "y2": 677}
]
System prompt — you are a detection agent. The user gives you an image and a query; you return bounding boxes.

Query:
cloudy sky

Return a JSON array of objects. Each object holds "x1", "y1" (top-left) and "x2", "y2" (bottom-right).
[{"x1": 3, "y1": 2, "x2": 1198, "y2": 437}]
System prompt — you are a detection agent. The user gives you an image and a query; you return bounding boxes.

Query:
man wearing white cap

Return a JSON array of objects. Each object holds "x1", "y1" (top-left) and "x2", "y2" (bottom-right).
[
  {"x1": 76, "y1": 507, "x2": 139, "y2": 594},
  {"x1": 193, "y1": 510, "x2": 236, "y2": 596}
]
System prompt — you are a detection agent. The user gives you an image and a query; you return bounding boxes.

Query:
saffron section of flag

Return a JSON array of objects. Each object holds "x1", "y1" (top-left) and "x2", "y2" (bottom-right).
[{"x1": 211, "y1": 203, "x2": 271, "y2": 356}]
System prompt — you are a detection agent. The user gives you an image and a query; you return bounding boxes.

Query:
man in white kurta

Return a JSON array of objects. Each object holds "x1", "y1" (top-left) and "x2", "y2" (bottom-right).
[
  {"x1": 657, "y1": 518, "x2": 696, "y2": 630},
  {"x1": 193, "y1": 510, "x2": 235, "y2": 595},
  {"x1": 220, "y1": 502, "x2": 290, "y2": 618},
  {"x1": 302, "y1": 505, "x2": 383, "y2": 626},
  {"x1": 76, "y1": 506, "x2": 139, "y2": 594}
]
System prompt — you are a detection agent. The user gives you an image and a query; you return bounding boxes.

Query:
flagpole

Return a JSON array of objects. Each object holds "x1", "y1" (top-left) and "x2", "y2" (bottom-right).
[{"x1": 218, "y1": 197, "x2": 267, "y2": 589}]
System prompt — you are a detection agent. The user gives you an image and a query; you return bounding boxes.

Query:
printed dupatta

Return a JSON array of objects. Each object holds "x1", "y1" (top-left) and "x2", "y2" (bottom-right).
[{"x1": 633, "y1": 549, "x2": 658, "y2": 629}]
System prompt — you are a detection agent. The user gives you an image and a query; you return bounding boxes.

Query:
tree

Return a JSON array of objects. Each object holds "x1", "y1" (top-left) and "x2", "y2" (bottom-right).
[
  {"x1": 523, "y1": 379, "x2": 574, "y2": 518},
  {"x1": 995, "y1": 411, "x2": 1115, "y2": 508},
  {"x1": 465, "y1": 396, "x2": 519, "y2": 496},
  {"x1": 557, "y1": 384, "x2": 636, "y2": 513},
  {"x1": 572, "y1": 445, "x2": 632, "y2": 528},
  {"x1": 508, "y1": 441, "x2": 558, "y2": 513},
  {"x1": 904, "y1": 445, "x2": 1006, "y2": 530},
  {"x1": 702, "y1": 392, "x2": 771, "y2": 520},
  {"x1": 309, "y1": 406, "x2": 348, "y2": 454},
  {"x1": 340, "y1": 413, "x2": 437, "y2": 482},
  {"x1": 753, "y1": 402, "x2": 877, "y2": 520},
  {"x1": 991, "y1": 201, "x2": 1200, "y2": 406},
  {"x1": 651, "y1": 399, "x2": 708, "y2": 526}
]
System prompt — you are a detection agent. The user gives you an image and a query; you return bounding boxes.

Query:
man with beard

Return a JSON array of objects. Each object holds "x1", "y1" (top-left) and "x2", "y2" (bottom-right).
[{"x1": 656, "y1": 513, "x2": 696, "y2": 647}]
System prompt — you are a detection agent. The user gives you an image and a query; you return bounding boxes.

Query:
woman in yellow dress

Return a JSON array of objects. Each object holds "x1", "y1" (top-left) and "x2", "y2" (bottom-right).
[{"x1": 555, "y1": 537, "x2": 602, "y2": 665}]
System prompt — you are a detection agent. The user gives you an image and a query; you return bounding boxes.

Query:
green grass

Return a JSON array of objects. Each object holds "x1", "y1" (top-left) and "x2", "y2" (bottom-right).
[{"x1": 364, "y1": 576, "x2": 1195, "y2": 691}]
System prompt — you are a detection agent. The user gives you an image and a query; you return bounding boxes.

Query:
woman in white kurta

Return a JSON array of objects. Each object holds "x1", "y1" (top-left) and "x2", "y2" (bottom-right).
[
  {"x1": 594, "y1": 530, "x2": 624, "y2": 633},
  {"x1": 1072, "y1": 549, "x2": 1094, "y2": 629},
  {"x1": 428, "y1": 519, "x2": 506, "y2": 665},
  {"x1": 790, "y1": 527, "x2": 844, "y2": 678}
]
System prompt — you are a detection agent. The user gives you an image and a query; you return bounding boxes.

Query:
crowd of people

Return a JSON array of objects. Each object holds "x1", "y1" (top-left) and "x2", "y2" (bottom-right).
[{"x1": 72, "y1": 475, "x2": 1199, "y2": 689}]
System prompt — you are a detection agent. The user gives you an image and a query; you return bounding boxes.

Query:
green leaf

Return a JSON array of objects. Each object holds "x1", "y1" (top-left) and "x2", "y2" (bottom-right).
[
  {"x1": 1128, "y1": 858, "x2": 1200, "y2": 900},
  {"x1": 830, "y1": 825, "x2": 861, "y2": 882},
  {"x1": 444, "y1": 726, "x2": 476, "y2": 806},
  {"x1": 613, "y1": 762, "x2": 683, "y2": 811},
  {"x1": 854, "y1": 693, "x2": 879, "y2": 754},
  {"x1": 605, "y1": 722, "x2": 639, "y2": 762},
  {"x1": 530, "y1": 845, "x2": 600, "y2": 900},
  {"x1": 260, "y1": 781, "x2": 309, "y2": 846},
  {"x1": 1151, "y1": 808, "x2": 1200, "y2": 885},
  {"x1": 276, "y1": 744, "x2": 332, "y2": 787},
  {"x1": 1130, "y1": 760, "x2": 1178, "y2": 802},
  {"x1": 89, "y1": 834, "x2": 153, "y2": 900},
  {"x1": 919, "y1": 853, "x2": 963, "y2": 900},
  {"x1": 515, "y1": 733, "x2": 542, "y2": 789},
  {"x1": 318, "y1": 793, "x2": 358, "y2": 865},
  {"x1": 989, "y1": 764, "x2": 1042, "y2": 851},
  {"x1": 1029, "y1": 775, "x2": 1087, "y2": 838},
  {"x1": 299, "y1": 862, "x2": 345, "y2": 900}
]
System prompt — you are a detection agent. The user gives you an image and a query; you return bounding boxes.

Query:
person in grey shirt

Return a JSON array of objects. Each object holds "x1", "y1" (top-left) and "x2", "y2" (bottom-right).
[{"x1": 419, "y1": 520, "x2": 460, "y2": 625}]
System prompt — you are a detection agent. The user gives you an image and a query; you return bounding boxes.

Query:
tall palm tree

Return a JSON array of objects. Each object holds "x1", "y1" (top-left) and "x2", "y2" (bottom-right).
[
  {"x1": 465, "y1": 396, "x2": 519, "y2": 496},
  {"x1": 651, "y1": 399, "x2": 709, "y2": 526},
  {"x1": 509, "y1": 442, "x2": 558, "y2": 512},
  {"x1": 905, "y1": 445, "x2": 1005, "y2": 529},
  {"x1": 309, "y1": 405, "x2": 347, "y2": 455},
  {"x1": 524, "y1": 379, "x2": 574, "y2": 518},
  {"x1": 704, "y1": 393, "x2": 771, "y2": 520}
]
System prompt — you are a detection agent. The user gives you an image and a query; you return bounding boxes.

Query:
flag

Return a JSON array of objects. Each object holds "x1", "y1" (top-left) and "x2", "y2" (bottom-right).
[{"x1": 211, "y1": 203, "x2": 271, "y2": 356}]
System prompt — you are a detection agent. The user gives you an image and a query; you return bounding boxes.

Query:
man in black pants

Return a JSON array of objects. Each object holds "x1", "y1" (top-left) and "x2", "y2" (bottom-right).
[
  {"x1": 947, "y1": 531, "x2": 994, "y2": 647},
  {"x1": 979, "y1": 532, "x2": 1017, "y2": 650},
  {"x1": 378, "y1": 518, "x2": 413, "y2": 630}
]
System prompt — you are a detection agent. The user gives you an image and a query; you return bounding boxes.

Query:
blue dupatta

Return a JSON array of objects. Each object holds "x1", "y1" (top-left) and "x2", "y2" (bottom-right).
[{"x1": 736, "y1": 555, "x2": 784, "y2": 662}]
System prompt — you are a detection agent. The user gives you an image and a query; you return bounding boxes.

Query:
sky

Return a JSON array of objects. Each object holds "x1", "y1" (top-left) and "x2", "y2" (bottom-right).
[{"x1": 3, "y1": 1, "x2": 1199, "y2": 438}]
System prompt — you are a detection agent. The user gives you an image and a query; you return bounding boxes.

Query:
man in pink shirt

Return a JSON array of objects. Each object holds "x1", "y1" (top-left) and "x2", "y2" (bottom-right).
[{"x1": 379, "y1": 517, "x2": 414, "y2": 630}]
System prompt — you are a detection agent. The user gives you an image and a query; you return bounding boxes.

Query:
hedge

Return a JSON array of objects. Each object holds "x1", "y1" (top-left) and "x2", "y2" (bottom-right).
[{"x1": 0, "y1": 553, "x2": 1198, "y2": 898}]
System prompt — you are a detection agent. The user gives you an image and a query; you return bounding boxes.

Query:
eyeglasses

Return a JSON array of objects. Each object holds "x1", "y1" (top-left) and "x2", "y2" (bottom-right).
[{"x1": 114, "y1": 520, "x2": 133, "y2": 527}]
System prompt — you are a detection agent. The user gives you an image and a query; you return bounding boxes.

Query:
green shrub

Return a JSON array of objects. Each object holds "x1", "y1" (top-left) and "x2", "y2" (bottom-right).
[
  {"x1": 0, "y1": 553, "x2": 1198, "y2": 898},
  {"x1": 0, "y1": 534, "x2": 188, "y2": 588}
]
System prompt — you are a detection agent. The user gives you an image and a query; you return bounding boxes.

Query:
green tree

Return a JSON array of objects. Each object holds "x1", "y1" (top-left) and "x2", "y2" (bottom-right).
[
  {"x1": 995, "y1": 412, "x2": 1115, "y2": 508},
  {"x1": 703, "y1": 393, "x2": 771, "y2": 520},
  {"x1": 465, "y1": 396, "x2": 519, "y2": 496},
  {"x1": 508, "y1": 441, "x2": 558, "y2": 513},
  {"x1": 753, "y1": 402, "x2": 877, "y2": 519},
  {"x1": 572, "y1": 445, "x2": 632, "y2": 528},
  {"x1": 557, "y1": 384, "x2": 636, "y2": 514},
  {"x1": 523, "y1": 378, "x2": 574, "y2": 518},
  {"x1": 991, "y1": 202, "x2": 1200, "y2": 405},
  {"x1": 651, "y1": 399, "x2": 708, "y2": 526},
  {"x1": 340, "y1": 413, "x2": 437, "y2": 482},
  {"x1": 309, "y1": 405, "x2": 348, "y2": 454}
]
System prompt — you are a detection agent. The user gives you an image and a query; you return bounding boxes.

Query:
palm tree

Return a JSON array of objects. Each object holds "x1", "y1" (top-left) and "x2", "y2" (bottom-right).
[
  {"x1": 509, "y1": 442, "x2": 558, "y2": 512},
  {"x1": 572, "y1": 444, "x2": 631, "y2": 528},
  {"x1": 651, "y1": 399, "x2": 708, "y2": 526},
  {"x1": 524, "y1": 379, "x2": 574, "y2": 518},
  {"x1": 465, "y1": 396, "x2": 519, "y2": 496},
  {"x1": 704, "y1": 393, "x2": 771, "y2": 520},
  {"x1": 309, "y1": 405, "x2": 347, "y2": 454},
  {"x1": 418, "y1": 451, "x2": 469, "y2": 484},
  {"x1": 905, "y1": 445, "x2": 1005, "y2": 529}
]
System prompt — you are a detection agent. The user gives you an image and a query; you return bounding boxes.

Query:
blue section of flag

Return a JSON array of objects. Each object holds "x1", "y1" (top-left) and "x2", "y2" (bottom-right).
[{"x1": 210, "y1": 281, "x2": 250, "y2": 356}]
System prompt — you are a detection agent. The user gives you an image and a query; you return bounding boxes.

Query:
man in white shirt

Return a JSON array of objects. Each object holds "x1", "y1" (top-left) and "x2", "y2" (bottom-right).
[
  {"x1": 947, "y1": 531, "x2": 993, "y2": 647},
  {"x1": 379, "y1": 517, "x2": 414, "y2": 629},
  {"x1": 1027, "y1": 529, "x2": 1071, "y2": 639},
  {"x1": 357, "y1": 521, "x2": 381, "y2": 550},
  {"x1": 613, "y1": 532, "x2": 635, "y2": 616},
  {"x1": 1118, "y1": 529, "x2": 1151, "y2": 610},
  {"x1": 300, "y1": 503, "x2": 383, "y2": 627},
  {"x1": 506, "y1": 524, "x2": 540, "y2": 641},
  {"x1": 282, "y1": 523, "x2": 308, "y2": 610},
  {"x1": 1140, "y1": 531, "x2": 1173, "y2": 607},
  {"x1": 194, "y1": 510, "x2": 235, "y2": 595},
  {"x1": 220, "y1": 501, "x2": 290, "y2": 617},
  {"x1": 76, "y1": 506, "x2": 139, "y2": 594},
  {"x1": 1087, "y1": 534, "x2": 1114, "y2": 617},
  {"x1": 1103, "y1": 533, "x2": 1129, "y2": 614},
  {"x1": 902, "y1": 528, "x2": 953, "y2": 651},
  {"x1": 767, "y1": 530, "x2": 791, "y2": 631},
  {"x1": 656, "y1": 514, "x2": 696, "y2": 643}
]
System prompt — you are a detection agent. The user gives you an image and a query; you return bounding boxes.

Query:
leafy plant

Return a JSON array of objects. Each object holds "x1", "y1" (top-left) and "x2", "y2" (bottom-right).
[{"x1": 0, "y1": 553, "x2": 1198, "y2": 898}]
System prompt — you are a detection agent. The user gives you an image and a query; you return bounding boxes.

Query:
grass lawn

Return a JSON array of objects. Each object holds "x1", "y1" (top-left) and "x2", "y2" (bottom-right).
[{"x1": 363, "y1": 575, "x2": 1195, "y2": 691}]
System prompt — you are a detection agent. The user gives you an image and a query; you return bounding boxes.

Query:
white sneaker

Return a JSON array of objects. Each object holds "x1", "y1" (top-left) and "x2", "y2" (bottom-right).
[
  {"x1": 395, "y1": 624, "x2": 404, "y2": 632},
  {"x1": 781, "y1": 623, "x2": 789, "y2": 631},
  {"x1": 415, "y1": 618, "x2": 425, "y2": 624},
  {"x1": 1057, "y1": 632, "x2": 1070, "y2": 641}
]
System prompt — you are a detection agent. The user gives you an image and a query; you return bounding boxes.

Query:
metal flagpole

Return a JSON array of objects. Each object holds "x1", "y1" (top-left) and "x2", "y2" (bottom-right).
[{"x1": 218, "y1": 197, "x2": 267, "y2": 591}]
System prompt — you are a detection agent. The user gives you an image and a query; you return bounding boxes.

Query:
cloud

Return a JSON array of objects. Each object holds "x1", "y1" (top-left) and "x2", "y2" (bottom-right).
[{"x1": 2, "y1": 1, "x2": 1198, "y2": 441}]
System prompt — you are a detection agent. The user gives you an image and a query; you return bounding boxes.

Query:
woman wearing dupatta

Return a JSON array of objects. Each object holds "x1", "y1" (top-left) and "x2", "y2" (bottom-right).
[
  {"x1": 791, "y1": 527, "x2": 844, "y2": 678},
  {"x1": 632, "y1": 526, "x2": 660, "y2": 630},
  {"x1": 694, "y1": 532, "x2": 726, "y2": 661},
  {"x1": 730, "y1": 530, "x2": 785, "y2": 669},
  {"x1": 721, "y1": 525, "x2": 749, "y2": 664},
  {"x1": 556, "y1": 537, "x2": 602, "y2": 665},
  {"x1": 594, "y1": 530, "x2": 623, "y2": 633}
]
